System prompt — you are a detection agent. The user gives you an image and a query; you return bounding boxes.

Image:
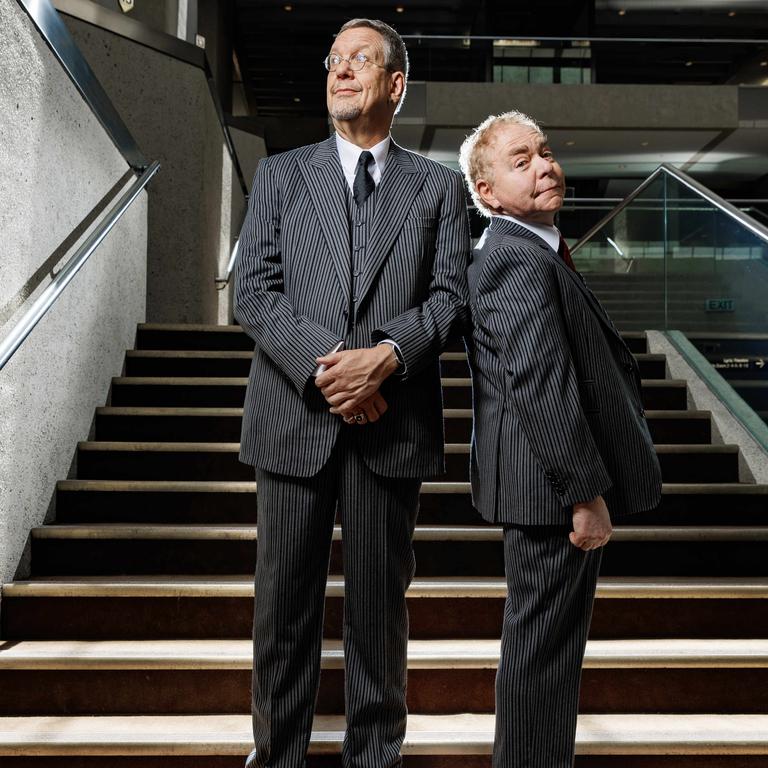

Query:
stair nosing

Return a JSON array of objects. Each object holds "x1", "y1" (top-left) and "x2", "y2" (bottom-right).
[
  {"x1": 4, "y1": 576, "x2": 768, "y2": 599},
  {"x1": 3, "y1": 638, "x2": 767, "y2": 670},
  {"x1": 31, "y1": 524, "x2": 768, "y2": 543},
  {"x1": 0, "y1": 713, "x2": 766, "y2": 755}
]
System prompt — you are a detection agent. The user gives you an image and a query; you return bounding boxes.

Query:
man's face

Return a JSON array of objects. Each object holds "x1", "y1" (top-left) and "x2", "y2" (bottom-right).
[
  {"x1": 476, "y1": 123, "x2": 566, "y2": 225},
  {"x1": 326, "y1": 27, "x2": 401, "y2": 125}
]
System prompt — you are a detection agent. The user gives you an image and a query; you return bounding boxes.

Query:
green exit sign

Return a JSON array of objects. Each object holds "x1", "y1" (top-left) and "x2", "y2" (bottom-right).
[{"x1": 705, "y1": 298, "x2": 734, "y2": 312}]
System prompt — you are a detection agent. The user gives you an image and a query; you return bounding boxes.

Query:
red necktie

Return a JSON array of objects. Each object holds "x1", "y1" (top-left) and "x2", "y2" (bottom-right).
[{"x1": 558, "y1": 235, "x2": 576, "y2": 271}]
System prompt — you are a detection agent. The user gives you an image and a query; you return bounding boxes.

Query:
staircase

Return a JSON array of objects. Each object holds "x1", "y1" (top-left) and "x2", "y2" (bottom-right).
[{"x1": 1, "y1": 322, "x2": 768, "y2": 766}]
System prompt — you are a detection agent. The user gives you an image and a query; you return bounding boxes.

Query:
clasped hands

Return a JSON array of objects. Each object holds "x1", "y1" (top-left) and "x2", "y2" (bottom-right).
[{"x1": 315, "y1": 345, "x2": 399, "y2": 425}]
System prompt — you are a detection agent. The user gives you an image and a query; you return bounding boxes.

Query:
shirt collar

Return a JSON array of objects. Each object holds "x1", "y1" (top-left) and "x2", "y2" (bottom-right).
[
  {"x1": 495, "y1": 213, "x2": 561, "y2": 254},
  {"x1": 335, "y1": 133, "x2": 391, "y2": 184}
]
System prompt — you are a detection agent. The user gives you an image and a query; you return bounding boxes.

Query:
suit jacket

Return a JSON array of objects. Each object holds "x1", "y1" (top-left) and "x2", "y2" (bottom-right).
[
  {"x1": 466, "y1": 217, "x2": 662, "y2": 525},
  {"x1": 234, "y1": 136, "x2": 470, "y2": 478}
]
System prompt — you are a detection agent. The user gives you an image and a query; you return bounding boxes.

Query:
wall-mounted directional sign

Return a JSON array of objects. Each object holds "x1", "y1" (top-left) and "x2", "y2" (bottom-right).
[
  {"x1": 712, "y1": 357, "x2": 767, "y2": 372},
  {"x1": 705, "y1": 298, "x2": 734, "y2": 313}
]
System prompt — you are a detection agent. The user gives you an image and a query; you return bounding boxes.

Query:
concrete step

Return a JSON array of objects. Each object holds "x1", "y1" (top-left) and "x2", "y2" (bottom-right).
[
  {"x1": 3, "y1": 576, "x2": 767, "y2": 640},
  {"x1": 55, "y1": 480, "x2": 768, "y2": 526},
  {"x1": 29, "y1": 524, "x2": 768, "y2": 578},
  {"x1": 74, "y1": 441, "x2": 740, "y2": 484},
  {"x1": 93, "y1": 407, "x2": 711, "y2": 445},
  {"x1": 0, "y1": 713, "x2": 766, "y2": 766},
  {"x1": 108, "y1": 377, "x2": 689, "y2": 411},
  {"x1": 124, "y1": 350, "x2": 668, "y2": 380},
  {"x1": 135, "y1": 324, "x2": 649, "y2": 354},
  {"x1": 1, "y1": 638, "x2": 767, "y2": 716}
]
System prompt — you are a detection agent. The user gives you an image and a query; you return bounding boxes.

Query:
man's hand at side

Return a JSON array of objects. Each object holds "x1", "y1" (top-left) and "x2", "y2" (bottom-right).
[
  {"x1": 315, "y1": 346, "x2": 399, "y2": 416},
  {"x1": 570, "y1": 495, "x2": 612, "y2": 551}
]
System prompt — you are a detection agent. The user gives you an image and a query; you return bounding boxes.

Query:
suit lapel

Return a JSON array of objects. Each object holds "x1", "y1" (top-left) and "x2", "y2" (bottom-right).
[
  {"x1": 490, "y1": 218, "x2": 626, "y2": 346},
  {"x1": 355, "y1": 141, "x2": 427, "y2": 306},
  {"x1": 297, "y1": 136, "x2": 351, "y2": 303}
]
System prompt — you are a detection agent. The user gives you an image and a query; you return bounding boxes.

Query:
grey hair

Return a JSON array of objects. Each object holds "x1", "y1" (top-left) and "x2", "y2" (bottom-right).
[
  {"x1": 458, "y1": 111, "x2": 546, "y2": 218},
  {"x1": 337, "y1": 18, "x2": 409, "y2": 114}
]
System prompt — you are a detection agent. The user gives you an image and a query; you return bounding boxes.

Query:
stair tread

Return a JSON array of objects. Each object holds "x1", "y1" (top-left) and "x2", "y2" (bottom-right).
[
  {"x1": 3, "y1": 638, "x2": 768, "y2": 669},
  {"x1": 5, "y1": 575, "x2": 768, "y2": 599},
  {"x1": 0, "y1": 713, "x2": 765, "y2": 754},
  {"x1": 56, "y1": 480, "x2": 768, "y2": 495},
  {"x1": 127, "y1": 350, "x2": 254, "y2": 359},
  {"x1": 32, "y1": 524, "x2": 768, "y2": 542},
  {"x1": 112, "y1": 376, "x2": 682, "y2": 387},
  {"x1": 125, "y1": 350, "x2": 665, "y2": 362},
  {"x1": 94, "y1": 406, "x2": 710, "y2": 420},
  {"x1": 77, "y1": 441, "x2": 735, "y2": 454},
  {"x1": 138, "y1": 323, "x2": 246, "y2": 333}
]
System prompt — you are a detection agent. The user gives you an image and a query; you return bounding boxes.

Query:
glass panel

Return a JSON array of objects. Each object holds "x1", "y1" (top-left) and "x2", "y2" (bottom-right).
[
  {"x1": 572, "y1": 166, "x2": 768, "y2": 335},
  {"x1": 572, "y1": 173, "x2": 668, "y2": 333},
  {"x1": 664, "y1": 175, "x2": 768, "y2": 334}
]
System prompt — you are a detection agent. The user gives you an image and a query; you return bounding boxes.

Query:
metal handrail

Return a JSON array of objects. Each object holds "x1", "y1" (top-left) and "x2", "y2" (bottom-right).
[
  {"x1": 18, "y1": 0, "x2": 147, "y2": 171},
  {"x1": 215, "y1": 239, "x2": 241, "y2": 290},
  {"x1": 0, "y1": 162, "x2": 161, "y2": 371},
  {"x1": 571, "y1": 163, "x2": 768, "y2": 253}
]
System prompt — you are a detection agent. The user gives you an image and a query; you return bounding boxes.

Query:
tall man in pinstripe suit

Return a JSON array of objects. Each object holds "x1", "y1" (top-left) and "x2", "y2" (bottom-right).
[
  {"x1": 459, "y1": 112, "x2": 662, "y2": 767},
  {"x1": 234, "y1": 18, "x2": 469, "y2": 768}
]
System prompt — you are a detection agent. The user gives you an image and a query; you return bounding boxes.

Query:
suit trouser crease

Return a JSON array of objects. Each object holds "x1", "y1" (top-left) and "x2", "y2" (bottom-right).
[
  {"x1": 493, "y1": 525, "x2": 602, "y2": 768},
  {"x1": 249, "y1": 435, "x2": 420, "y2": 768}
]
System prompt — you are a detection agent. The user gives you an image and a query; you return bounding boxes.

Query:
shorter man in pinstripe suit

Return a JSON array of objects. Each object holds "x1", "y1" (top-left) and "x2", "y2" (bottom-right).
[{"x1": 459, "y1": 112, "x2": 662, "y2": 767}]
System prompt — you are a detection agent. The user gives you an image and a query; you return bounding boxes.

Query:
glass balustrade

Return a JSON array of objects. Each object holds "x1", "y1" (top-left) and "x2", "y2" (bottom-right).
[{"x1": 571, "y1": 164, "x2": 768, "y2": 334}]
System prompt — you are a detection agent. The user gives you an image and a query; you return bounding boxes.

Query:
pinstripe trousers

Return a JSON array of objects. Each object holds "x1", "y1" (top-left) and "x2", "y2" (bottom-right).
[
  {"x1": 246, "y1": 431, "x2": 421, "y2": 768},
  {"x1": 493, "y1": 525, "x2": 602, "y2": 768}
]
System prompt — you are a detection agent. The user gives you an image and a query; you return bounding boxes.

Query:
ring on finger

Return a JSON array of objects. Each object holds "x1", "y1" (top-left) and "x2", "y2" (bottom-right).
[{"x1": 354, "y1": 413, "x2": 365, "y2": 423}]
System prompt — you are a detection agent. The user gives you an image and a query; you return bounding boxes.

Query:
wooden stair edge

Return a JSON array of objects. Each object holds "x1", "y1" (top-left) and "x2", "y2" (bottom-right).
[
  {"x1": 3, "y1": 638, "x2": 768, "y2": 670},
  {"x1": 0, "y1": 713, "x2": 766, "y2": 755}
]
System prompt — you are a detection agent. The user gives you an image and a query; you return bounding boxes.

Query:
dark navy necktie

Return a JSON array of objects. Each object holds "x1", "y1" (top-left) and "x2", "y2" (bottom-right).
[{"x1": 353, "y1": 150, "x2": 375, "y2": 207}]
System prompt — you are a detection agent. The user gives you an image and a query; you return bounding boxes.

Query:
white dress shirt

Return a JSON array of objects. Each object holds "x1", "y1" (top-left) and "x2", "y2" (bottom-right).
[
  {"x1": 324, "y1": 132, "x2": 405, "y2": 376},
  {"x1": 335, "y1": 133, "x2": 391, "y2": 190}
]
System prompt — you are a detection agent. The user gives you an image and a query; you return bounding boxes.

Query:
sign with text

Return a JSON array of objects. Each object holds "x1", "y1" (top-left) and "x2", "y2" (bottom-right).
[{"x1": 705, "y1": 298, "x2": 734, "y2": 313}]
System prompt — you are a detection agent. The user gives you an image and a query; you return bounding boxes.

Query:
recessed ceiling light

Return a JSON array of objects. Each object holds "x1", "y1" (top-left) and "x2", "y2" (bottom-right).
[
  {"x1": 618, "y1": 9, "x2": 626, "y2": 15},
  {"x1": 565, "y1": 140, "x2": 576, "y2": 146},
  {"x1": 283, "y1": 4, "x2": 293, "y2": 10},
  {"x1": 395, "y1": 5, "x2": 405, "y2": 12},
  {"x1": 685, "y1": 61, "x2": 693, "y2": 67},
  {"x1": 293, "y1": 97, "x2": 301, "y2": 102},
  {"x1": 761, "y1": 61, "x2": 768, "y2": 67},
  {"x1": 728, "y1": 10, "x2": 736, "y2": 16},
  {"x1": 640, "y1": 141, "x2": 649, "y2": 146}
]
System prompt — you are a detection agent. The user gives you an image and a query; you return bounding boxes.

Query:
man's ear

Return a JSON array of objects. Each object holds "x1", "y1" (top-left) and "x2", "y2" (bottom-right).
[
  {"x1": 390, "y1": 72, "x2": 405, "y2": 105},
  {"x1": 476, "y1": 179, "x2": 499, "y2": 213}
]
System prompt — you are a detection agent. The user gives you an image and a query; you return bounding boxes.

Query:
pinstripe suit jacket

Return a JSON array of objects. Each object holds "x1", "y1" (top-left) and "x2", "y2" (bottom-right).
[
  {"x1": 466, "y1": 217, "x2": 662, "y2": 525},
  {"x1": 234, "y1": 136, "x2": 470, "y2": 478}
]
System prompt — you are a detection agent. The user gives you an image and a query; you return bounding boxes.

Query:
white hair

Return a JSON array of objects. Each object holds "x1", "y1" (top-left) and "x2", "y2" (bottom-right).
[{"x1": 458, "y1": 111, "x2": 546, "y2": 218}]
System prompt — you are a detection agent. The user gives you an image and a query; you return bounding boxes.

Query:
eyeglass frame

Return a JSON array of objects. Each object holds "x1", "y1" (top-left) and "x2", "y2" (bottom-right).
[{"x1": 323, "y1": 52, "x2": 389, "y2": 72}]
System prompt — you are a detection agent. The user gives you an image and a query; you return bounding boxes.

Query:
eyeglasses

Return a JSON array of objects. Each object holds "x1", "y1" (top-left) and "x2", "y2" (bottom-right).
[{"x1": 323, "y1": 52, "x2": 387, "y2": 72}]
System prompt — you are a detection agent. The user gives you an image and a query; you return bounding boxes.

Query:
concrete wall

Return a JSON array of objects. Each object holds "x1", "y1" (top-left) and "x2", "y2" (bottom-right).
[
  {"x1": 425, "y1": 83, "x2": 739, "y2": 129},
  {"x1": 0, "y1": 0, "x2": 148, "y2": 603},
  {"x1": 65, "y1": 14, "x2": 246, "y2": 323}
]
